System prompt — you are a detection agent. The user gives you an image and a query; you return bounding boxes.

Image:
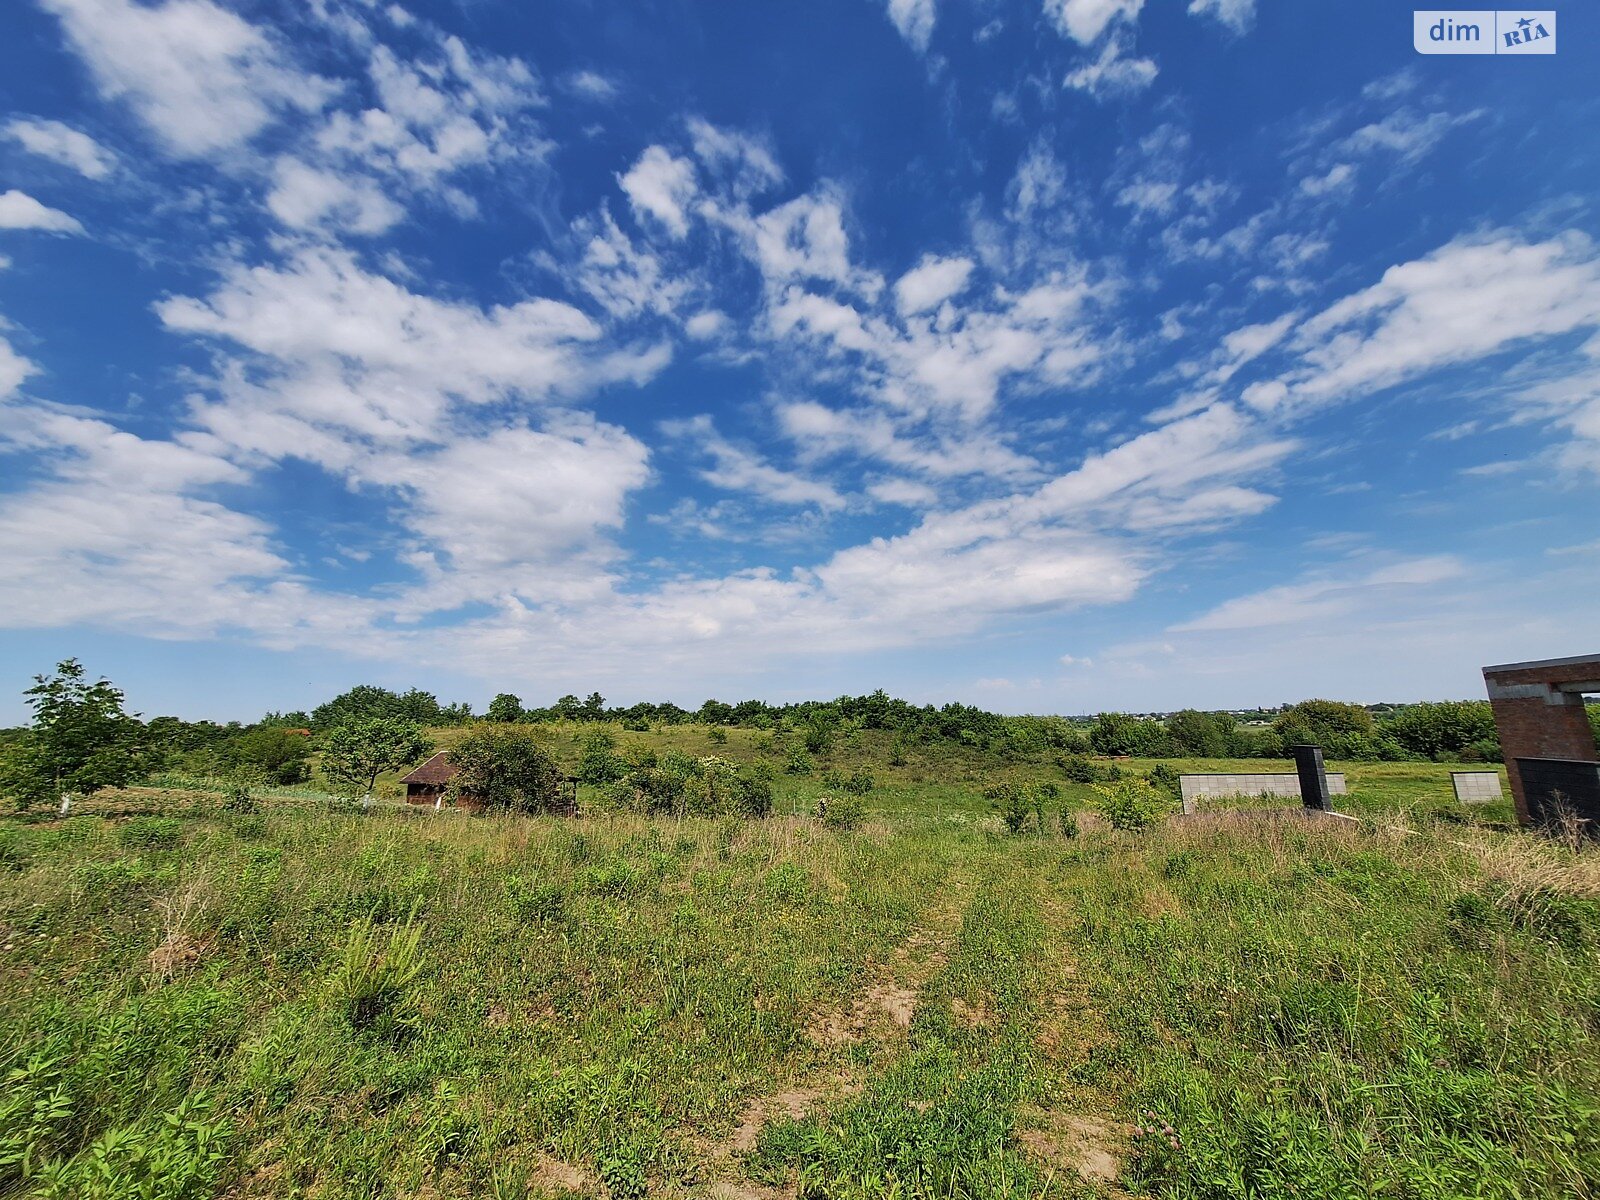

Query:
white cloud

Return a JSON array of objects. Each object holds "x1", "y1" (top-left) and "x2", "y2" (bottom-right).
[
  {"x1": 3, "y1": 117, "x2": 117, "y2": 178},
  {"x1": 886, "y1": 0, "x2": 937, "y2": 52},
  {"x1": 1339, "y1": 108, "x2": 1482, "y2": 164},
  {"x1": 868, "y1": 477, "x2": 940, "y2": 507},
  {"x1": 618, "y1": 145, "x2": 698, "y2": 239},
  {"x1": 1114, "y1": 180, "x2": 1176, "y2": 215},
  {"x1": 569, "y1": 210, "x2": 686, "y2": 319},
  {"x1": 686, "y1": 118, "x2": 784, "y2": 198},
  {"x1": 1299, "y1": 162, "x2": 1355, "y2": 198},
  {"x1": 1187, "y1": 0, "x2": 1254, "y2": 33},
  {"x1": 664, "y1": 415, "x2": 846, "y2": 510},
  {"x1": 39, "y1": 0, "x2": 334, "y2": 157},
  {"x1": 1045, "y1": 0, "x2": 1144, "y2": 45},
  {"x1": 390, "y1": 418, "x2": 651, "y2": 603},
  {"x1": 895, "y1": 255, "x2": 975, "y2": 315},
  {"x1": 565, "y1": 70, "x2": 618, "y2": 100},
  {"x1": 1064, "y1": 39, "x2": 1158, "y2": 98},
  {"x1": 0, "y1": 331, "x2": 38, "y2": 399},
  {"x1": 1172, "y1": 556, "x2": 1465, "y2": 631},
  {"x1": 685, "y1": 310, "x2": 729, "y2": 340},
  {"x1": 1270, "y1": 231, "x2": 1600, "y2": 410},
  {"x1": 0, "y1": 190, "x2": 83, "y2": 234},
  {"x1": 266, "y1": 157, "x2": 404, "y2": 235},
  {"x1": 156, "y1": 245, "x2": 666, "y2": 467}
]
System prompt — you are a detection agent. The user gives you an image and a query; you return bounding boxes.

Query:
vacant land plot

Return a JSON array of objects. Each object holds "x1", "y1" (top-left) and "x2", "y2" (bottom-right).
[{"x1": 3, "y1": 750, "x2": 1596, "y2": 1199}]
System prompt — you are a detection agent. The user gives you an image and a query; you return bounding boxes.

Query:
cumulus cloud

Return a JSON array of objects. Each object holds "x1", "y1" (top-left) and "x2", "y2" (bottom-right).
[
  {"x1": 885, "y1": 0, "x2": 937, "y2": 52},
  {"x1": 0, "y1": 190, "x2": 83, "y2": 234},
  {"x1": 39, "y1": 0, "x2": 334, "y2": 157},
  {"x1": 1187, "y1": 0, "x2": 1255, "y2": 33},
  {"x1": 156, "y1": 245, "x2": 666, "y2": 466},
  {"x1": 1045, "y1": 0, "x2": 1144, "y2": 45},
  {"x1": 266, "y1": 157, "x2": 404, "y2": 235},
  {"x1": 3, "y1": 117, "x2": 117, "y2": 178},
  {"x1": 618, "y1": 145, "x2": 698, "y2": 238},
  {"x1": 895, "y1": 255, "x2": 974, "y2": 315}
]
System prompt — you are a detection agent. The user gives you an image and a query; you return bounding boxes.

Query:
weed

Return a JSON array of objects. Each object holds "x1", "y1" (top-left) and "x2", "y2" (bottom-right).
[
  {"x1": 117, "y1": 817, "x2": 183, "y2": 850},
  {"x1": 333, "y1": 908, "x2": 427, "y2": 1030}
]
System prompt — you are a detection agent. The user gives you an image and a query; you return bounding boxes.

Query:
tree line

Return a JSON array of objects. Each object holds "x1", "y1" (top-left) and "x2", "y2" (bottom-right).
[{"x1": 5, "y1": 660, "x2": 1596, "y2": 812}]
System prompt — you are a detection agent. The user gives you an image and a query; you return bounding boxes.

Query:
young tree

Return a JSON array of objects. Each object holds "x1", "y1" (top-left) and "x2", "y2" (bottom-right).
[
  {"x1": 486, "y1": 693, "x2": 524, "y2": 723},
  {"x1": 0, "y1": 659, "x2": 147, "y2": 809},
  {"x1": 321, "y1": 718, "x2": 432, "y2": 798}
]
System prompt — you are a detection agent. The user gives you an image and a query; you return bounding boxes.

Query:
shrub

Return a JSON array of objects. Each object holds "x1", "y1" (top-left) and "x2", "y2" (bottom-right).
[
  {"x1": 784, "y1": 748, "x2": 814, "y2": 776},
  {"x1": 576, "y1": 730, "x2": 627, "y2": 785},
  {"x1": 825, "y1": 768, "x2": 875, "y2": 795},
  {"x1": 1058, "y1": 810, "x2": 1080, "y2": 838},
  {"x1": 732, "y1": 765, "x2": 775, "y2": 818},
  {"x1": 1146, "y1": 763, "x2": 1182, "y2": 799},
  {"x1": 1094, "y1": 778, "x2": 1170, "y2": 831},
  {"x1": 818, "y1": 793, "x2": 865, "y2": 831},
  {"x1": 985, "y1": 783, "x2": 1030, "y2": 834},
  {"x1": 707, "y1": 727, "x2": 728, "y2": 745},
  {"x1": 1059, "y1": 753, "x2": 1099, "y2": 783}
]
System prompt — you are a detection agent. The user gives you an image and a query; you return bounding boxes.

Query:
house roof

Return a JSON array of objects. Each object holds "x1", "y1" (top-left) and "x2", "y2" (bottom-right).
[{"x1": 400, "y1": 751, "x2": 459, "y2": 787}]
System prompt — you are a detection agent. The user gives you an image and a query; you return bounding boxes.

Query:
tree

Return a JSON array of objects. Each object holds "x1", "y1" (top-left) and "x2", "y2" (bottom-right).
[
  {"x1": 486, "y1": 693, "x2": 524, "y2": 723},
  {"x1": 582, "y1": 692, "x2": 607, "y2": 720},
  {"x1": 1381, "y1": 701, "x2": 1497, "y2": 760},
  {"x1": 321, "y1": 718, "x2": 432, "y2": 798},
  {"x1": 554, "y1": 694, "x2": 584, "y2": 721},
  {"x1": 0, "y1": 659, "x2": 147, "y2": 809},
  {"x1": 1164, "y1": 709, "x2": 1237, "y2": 757},
  {"x1": 234, "y1": 726, "x2": 311, "y2": 784},
  {"x1": 1272, "y1": 700, "x2": 1375, "y2": 758},
  {"x1": 446, "y1": 727, "x2": 563, "y2": 813}
]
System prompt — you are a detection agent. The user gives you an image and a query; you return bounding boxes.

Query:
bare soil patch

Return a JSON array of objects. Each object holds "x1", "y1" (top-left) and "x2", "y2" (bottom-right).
[{"x1": 1018, "y1": 1114, "x2": 1129, "y2": 1184}]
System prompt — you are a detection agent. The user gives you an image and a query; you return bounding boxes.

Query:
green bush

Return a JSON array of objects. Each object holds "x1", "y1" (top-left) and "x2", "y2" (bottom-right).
[
  {"x1": 818, "y1": 793, "x2": 865, "y2": 831},
  {"x1": 1094, "y1": 778, "x2": 1170, "y2": 831},
  {"x1": 1145, "y1": 763, "x2": 1182, "y2": 799},
  {"x1": 985, "y1": 783, "x2": 1030, "y2": 834},
  {"x1": 784, "y1": 747, "x2": 814, "y2": 775},
  {"x1": 1059, "y1": 753, "x2": 1099, "y2": 783}
]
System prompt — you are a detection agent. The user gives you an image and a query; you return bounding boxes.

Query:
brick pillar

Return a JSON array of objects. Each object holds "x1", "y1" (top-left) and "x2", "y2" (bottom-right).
[{"x1": 1485, "y1": 675, "x2": 1600, "y2": 825}]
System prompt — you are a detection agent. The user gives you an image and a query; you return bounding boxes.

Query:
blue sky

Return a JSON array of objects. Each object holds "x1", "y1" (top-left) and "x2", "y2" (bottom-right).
[{"x1": 0, "y1": 0, "x2": 1597, "y2": 723}]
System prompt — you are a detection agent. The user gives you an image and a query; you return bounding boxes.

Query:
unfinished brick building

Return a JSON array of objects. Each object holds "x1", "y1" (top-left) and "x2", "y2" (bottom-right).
[{"x1": 1482, "y1": 653, "x2": 1600, "y2": 827}]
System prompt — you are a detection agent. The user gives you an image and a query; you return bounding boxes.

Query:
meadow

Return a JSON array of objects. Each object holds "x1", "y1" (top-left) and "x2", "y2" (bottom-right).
[{"x1": 4, "y1": 726, "x2": 1597, "y2": 1199}]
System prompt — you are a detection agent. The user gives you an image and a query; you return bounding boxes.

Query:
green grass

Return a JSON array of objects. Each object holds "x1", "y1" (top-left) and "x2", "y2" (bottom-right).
[{"x1": 1, "y1": 732, "x2": 1584, "y2": 1199}]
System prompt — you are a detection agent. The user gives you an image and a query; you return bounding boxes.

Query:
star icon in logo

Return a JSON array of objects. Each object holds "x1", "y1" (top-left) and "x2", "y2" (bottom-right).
[{"x1": 1517, "y1": 15, "x2": 1534, "y2": 29}]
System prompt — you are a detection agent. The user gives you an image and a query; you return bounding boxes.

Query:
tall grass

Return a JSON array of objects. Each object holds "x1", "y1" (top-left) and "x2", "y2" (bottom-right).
[{"x1": 0, "y1": 779, "x2": 1592, "y2": 1198}]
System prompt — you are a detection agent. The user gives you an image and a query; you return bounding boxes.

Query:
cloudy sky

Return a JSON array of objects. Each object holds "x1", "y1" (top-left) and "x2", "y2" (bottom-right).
[{"x1": 0, "y1": 0, "x2": 1596, "y2": 722}]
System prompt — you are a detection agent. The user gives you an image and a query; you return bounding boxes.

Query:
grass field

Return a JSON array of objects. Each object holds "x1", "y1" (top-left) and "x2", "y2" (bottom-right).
[{"x1": 6, "y1": 731, "x2": 1593, "y2": 1199}]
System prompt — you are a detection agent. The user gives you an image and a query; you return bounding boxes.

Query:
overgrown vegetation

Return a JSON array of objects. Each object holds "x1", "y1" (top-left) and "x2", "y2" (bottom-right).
[{"x1": 2, "y1": 663, "x2": 1598, "y2": 1198}]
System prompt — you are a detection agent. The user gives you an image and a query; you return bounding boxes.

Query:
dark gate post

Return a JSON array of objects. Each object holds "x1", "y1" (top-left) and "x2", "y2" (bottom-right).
[{"x1": 1291, "y1": 744, "x2": 1333, "y2": 812}]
